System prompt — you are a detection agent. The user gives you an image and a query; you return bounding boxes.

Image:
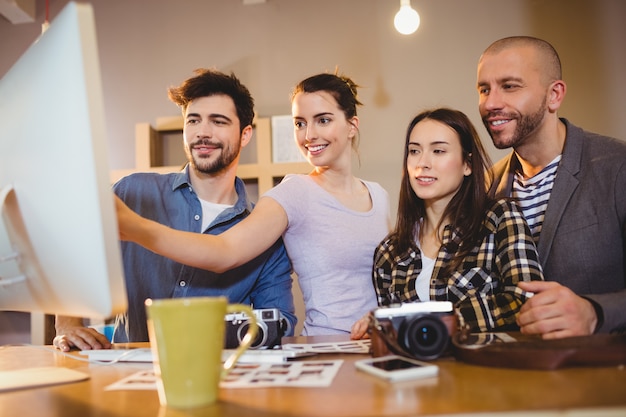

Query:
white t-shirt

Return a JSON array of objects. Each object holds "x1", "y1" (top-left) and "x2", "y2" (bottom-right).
[
  {"x1": 264, "y1": 174, "x2": 391, "y2": 335},
  {"x1": 199, "y1": 199, "x2": 233, "y2": 232},
  {"x1": 416, "y1": 250, "x2": 435, "y2": 301}
]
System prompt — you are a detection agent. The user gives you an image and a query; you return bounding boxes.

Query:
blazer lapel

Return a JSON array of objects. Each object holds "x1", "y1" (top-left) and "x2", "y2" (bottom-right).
[
  {"x1": 490, "y1": 155, "x2": 516, "y2": 199},
  {"x1": 536, "y1": 121, "x2": 583, "y2": 266}
]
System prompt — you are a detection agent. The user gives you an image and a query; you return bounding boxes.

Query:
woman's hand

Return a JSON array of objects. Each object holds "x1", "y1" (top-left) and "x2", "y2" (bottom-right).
[
  {"x1": 115, "y1": 194, "x2": 142, "y2": 242},
  {"x1": 350, "y1": 314, "x2": 371, "y2": 340}
]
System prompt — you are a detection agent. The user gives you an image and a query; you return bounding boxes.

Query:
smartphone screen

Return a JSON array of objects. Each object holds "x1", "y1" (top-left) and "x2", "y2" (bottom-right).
[
  {"x1": 370, "y1": 358, "x2": 426, "y2": 371},
  {"x1": 355, "y1": 355, "x2": 439, "y2": 382}
]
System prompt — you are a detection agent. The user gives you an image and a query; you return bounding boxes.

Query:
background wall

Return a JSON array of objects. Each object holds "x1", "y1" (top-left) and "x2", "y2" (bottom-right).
[
  {"x1": 2, "y1": 0, "x2": 625, "y2": 209},
  {"x1": 1, "y1": 0, "x2": 625, "y2": 340}
]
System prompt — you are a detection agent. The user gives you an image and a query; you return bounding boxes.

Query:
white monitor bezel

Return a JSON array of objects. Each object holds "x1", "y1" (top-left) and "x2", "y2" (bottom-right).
[{"x1": 0, "y1": 2, "x2": 127, "y2": 319}]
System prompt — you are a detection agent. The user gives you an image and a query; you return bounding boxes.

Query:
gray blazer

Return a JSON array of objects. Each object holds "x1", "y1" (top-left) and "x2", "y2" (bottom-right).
[{"x1": 489, "y1": 119, "x2": 626, "y2": 333}]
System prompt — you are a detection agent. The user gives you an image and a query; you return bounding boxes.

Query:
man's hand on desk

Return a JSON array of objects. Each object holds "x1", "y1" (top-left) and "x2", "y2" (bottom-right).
[
  {"x1": 516, "y1": 281, "x2": 598, "y2": 339},
  {"x1": 54, "y1": 315, "x2": 111, "y2": 352}
]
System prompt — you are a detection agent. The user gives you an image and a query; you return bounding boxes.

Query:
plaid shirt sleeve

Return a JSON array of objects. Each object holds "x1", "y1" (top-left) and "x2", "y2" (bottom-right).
[
  {"x1": 489, "y1": 199, "x2": 544, "y2": 328},
  {"x1": 434, "y1": 199, "x2": 544, "y2": 331},
  {"x1": 373, "y1": 236, "x2": 423, "y2": 306},
  {"x1": 373, "y1": 237, "x2": 399, "y2": 307}
]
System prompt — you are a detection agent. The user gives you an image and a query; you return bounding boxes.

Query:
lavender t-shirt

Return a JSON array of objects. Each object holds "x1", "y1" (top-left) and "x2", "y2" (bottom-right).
[{"x1": 264, "y1": 174, "x2": 391, "y2": 335}]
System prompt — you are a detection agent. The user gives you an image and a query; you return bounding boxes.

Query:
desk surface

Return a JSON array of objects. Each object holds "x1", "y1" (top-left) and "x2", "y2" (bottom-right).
[{"x1": 1, "y1": 335, "x2": 625, "y2": 417}]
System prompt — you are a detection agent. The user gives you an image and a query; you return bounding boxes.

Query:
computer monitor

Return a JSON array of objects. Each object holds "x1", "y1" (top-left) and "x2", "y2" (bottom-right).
[{"x1": 0, "y1": 2, "x2": 127, "y2": 319}]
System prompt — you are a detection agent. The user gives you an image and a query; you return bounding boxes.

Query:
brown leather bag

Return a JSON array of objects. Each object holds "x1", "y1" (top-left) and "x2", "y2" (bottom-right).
[{"x1": 452, "y1": 332, "x2": 626, "y2": 370}]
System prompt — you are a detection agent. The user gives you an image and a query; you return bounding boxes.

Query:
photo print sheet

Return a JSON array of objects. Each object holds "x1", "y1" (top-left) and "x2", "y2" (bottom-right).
[
  {"x1": 282, "y1": 339, "x2": 371, "y2": 354},
  {"x1": 105, "y1": 360, "x2": 343, "y2": 390},
  {"x1": 222, "y1": 359, "x2": 343, "y2": 388}
]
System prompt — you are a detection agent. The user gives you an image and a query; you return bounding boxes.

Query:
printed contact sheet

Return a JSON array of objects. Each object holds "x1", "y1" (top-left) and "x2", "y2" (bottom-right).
[
  {"x1": 282, "y1": 339, "x2": 371, "y2": 354},
  {"x1": 105, "y1": 359, "x2": 343, "y2": 390}
]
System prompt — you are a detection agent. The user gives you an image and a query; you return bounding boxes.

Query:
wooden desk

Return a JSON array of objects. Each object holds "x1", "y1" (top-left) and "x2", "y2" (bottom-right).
[{"x1": 1, "y1": 335, "x2": 625, "y2": 417}]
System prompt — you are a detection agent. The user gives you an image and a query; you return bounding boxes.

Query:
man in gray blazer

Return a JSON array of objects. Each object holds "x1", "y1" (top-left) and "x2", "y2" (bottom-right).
[{"x1": 477, "y1": 36, "x2": 625, "y2": 338}]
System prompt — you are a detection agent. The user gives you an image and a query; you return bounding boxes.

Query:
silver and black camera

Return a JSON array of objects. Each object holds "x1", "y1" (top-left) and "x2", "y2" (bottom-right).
[
  {"x1": 224, "y1": 308, "x2": 287, "y2": 350},
  {"x1": 372, "y1": 301, "x2": 458, "y2": 361}
]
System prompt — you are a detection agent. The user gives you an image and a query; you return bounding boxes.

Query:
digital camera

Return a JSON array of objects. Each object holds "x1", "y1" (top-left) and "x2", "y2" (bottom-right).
[
  {"x1": 224, "y1": 308, "x2": 287, "y2": 350},
  {"x1": 372, "y1": 301, "x2": 458, "y2": 361}
]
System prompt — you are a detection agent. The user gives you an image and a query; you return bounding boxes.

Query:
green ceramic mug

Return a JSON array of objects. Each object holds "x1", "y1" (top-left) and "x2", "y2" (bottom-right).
[{"x1": 145, "y1": 297, "x2": 257, "y2": 408}]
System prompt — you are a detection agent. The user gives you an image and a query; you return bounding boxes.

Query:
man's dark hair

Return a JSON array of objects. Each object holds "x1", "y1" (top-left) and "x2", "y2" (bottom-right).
[{"x1": 168, "y1": 68, "x2": 255, "y2": 133}]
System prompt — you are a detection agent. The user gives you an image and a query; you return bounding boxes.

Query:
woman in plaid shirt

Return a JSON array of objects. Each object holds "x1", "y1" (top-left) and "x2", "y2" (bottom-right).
[{"x1": 353, "y1": 108, "x2": 543, "y2": 336}]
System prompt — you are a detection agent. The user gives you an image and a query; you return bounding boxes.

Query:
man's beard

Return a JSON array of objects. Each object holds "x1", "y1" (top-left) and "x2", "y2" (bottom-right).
[
  {"x1": 186, "y1": 138, "x2": 241, "y2": 175},
  {"x1": 484, "y1": 96, "x2": 548, "y2": 150}
]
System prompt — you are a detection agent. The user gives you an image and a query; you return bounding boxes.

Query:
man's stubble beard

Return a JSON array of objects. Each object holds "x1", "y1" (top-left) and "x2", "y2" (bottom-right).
[
  {"x1": 485, "y1": 95, "x2": 548, "y2": 150},
  {"x1": 186, "y1": 137, "x2": 242, "y2": 175}
]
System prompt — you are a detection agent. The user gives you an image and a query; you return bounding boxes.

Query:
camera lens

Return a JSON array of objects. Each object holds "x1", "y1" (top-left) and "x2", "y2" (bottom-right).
[
  {"x1": 238, "y1": 320, "x2": 268, "y2": 349},
  {"x1": 398, "y1": 314, "x2": 449, "y2": 361}
]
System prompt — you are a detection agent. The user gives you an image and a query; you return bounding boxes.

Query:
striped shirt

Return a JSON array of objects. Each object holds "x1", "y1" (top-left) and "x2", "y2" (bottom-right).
[{"x1": 512, "y1": 155, "x2": 561, "y2": 243}]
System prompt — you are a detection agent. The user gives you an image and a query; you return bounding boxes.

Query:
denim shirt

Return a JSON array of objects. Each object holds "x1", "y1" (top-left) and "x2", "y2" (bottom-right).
[{"x1": 111, "y1": 166, "x2": 296, "y2": 342}]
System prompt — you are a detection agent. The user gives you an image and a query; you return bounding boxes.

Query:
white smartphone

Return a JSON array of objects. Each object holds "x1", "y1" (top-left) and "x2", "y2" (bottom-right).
[{"x1": 355, "y1": 355, "x2": 439, "y2": 382}]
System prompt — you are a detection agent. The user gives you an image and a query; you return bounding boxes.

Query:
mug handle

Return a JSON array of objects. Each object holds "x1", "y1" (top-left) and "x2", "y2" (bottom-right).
[{"x1": 221, "y1": 304, "x2": 258, "y2": 378}]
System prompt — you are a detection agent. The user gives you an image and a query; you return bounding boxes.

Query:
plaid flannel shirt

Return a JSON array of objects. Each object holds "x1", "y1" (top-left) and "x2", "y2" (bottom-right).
[{"x1": 373, "y1": 199, "x2": 543, "y2": 332}]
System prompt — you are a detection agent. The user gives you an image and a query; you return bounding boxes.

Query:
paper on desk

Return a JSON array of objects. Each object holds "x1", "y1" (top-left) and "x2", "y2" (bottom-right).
[
  {"x1": 222, "y1": 359, "x2": 343, "y2": 388},
  {"x1": 282, "y1": 339, "x2": 370, "y2": 354},
  {"x1": 105, "y1": 359, "x2": 343, "y2": 390},
  {"x1": 105, "y1": 369, "x2": 156, "y2": 391},
  {"x1": 0, "y1": 367, "x2": 89, "y2": 392}
]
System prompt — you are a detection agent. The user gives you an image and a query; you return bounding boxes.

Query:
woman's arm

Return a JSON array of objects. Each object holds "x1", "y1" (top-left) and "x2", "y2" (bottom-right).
[
  {"x1": 453, "y1": 200, "x2": 544, "y2": 332},
  {"x1": 372, "y1": 239, "x2": 397, "y2": 307},
  {"x1": 116, "y1": 195, "x2": 288, "y2": 273},
  {"x1": 489, "y1": 200, "x2": 544, "y2": 328}
]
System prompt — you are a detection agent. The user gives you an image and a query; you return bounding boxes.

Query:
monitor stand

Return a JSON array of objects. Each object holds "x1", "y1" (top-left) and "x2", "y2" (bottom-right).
[{"x1": 0, "y1": 185, "x2": 25, "y2": 287}]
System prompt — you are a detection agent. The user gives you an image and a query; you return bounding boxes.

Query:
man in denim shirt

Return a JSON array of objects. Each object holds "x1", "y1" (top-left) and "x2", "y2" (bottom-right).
[{"x1": 54, "y1": 69, "x2": 296, "y2": 350}]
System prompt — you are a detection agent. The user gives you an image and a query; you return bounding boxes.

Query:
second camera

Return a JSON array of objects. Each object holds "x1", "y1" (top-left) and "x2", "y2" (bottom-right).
[{"x1": 224, "y1": 308, "x2": 287, "y2": 349}]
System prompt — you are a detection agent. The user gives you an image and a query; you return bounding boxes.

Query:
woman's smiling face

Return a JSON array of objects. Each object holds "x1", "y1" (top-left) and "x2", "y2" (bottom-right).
[{"x1": 291, "y1": 90, "x2": 356, "y2": 168}]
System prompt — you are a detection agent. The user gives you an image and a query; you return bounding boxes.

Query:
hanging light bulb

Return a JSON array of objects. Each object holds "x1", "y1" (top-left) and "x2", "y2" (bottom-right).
[{"x1": 394, "y1": 0, "x2": 420, "y2": 35}]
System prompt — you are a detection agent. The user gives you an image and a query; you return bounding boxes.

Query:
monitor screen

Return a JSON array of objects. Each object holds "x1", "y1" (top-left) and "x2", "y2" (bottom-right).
[{"x1": 0, "y1": 2, "x2": 127, "y2": 319}]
